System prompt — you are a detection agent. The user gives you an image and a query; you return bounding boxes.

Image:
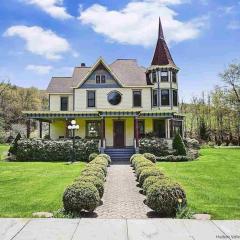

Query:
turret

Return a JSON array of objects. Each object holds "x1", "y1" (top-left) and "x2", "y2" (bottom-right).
[{"x1": 147, "y1": 18, "x2": 179, "y2": 110}]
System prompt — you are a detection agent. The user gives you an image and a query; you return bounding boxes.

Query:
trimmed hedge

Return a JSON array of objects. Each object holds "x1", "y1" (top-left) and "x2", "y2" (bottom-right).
[
  {"x1": 145, "y1": 180, "x2": 187, "y2": 217},
  {"x1": 12, "y1": 139, "x2": 99, "y2": 162},
  {"x1": 63, "y1": 155, "x2": 111, "y2": 214},
  {"x1": 131, "y1": 153, "x2": 187, "y2": 217},
  {"x1": 63, "y1": 182, "x2": 100, "y2": 213},
  {"x1": 75, "y1": 176, "x2": 104, "y2": 198},
  {"x1": 139, "y1": 168, "x2": 164, "y2": 187},
  {"x1": 157, "y1": 155, "x2": 191, "y2": 162},
  {"x1": 143, "y1": 153, "x2": 156, "y2": 163},
  {"x1": 98, "y1": 154, "x2": 111, "y2": 165},
  {"x1": 88, "y1": 153, "x2": 98, "y2": 162}
]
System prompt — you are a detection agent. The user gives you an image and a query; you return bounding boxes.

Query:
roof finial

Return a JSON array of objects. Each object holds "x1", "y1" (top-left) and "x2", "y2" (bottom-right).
[{"x1": 158, "y1": 17, "x2": 164, "y2": 40}]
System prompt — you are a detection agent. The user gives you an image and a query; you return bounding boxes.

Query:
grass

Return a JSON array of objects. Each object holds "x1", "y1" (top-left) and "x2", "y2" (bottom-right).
[
  {"x1": 0, "y1": 144, "x2": 10, "y2": 160},
  {"x1": 157, "y1": 148, "x2": 240, "y2": 219},
  {"x1": 0, "y1": 160, "x2": 86, "y2": 217}
]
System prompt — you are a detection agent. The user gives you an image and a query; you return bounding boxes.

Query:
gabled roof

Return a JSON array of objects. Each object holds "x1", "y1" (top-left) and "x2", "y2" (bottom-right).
[
  {"x1": 76, "y1": 57, "x2": 124, "y2": 88},
  {"x1": 47, "y1": 58, "x2": 148, "y2": 93},
  {"x1": 47, "y1": 77, "x2": 73, "y2": 93},
  {"x1": 151, "y1": 18, "x2": 176, "y2": 67}
]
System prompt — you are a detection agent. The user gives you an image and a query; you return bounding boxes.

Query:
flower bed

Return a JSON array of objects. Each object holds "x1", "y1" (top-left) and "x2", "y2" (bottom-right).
[
  {"x1": 131, "y1": 153, "x2": 187, "y2": 217},
  {"x1": 10, "y1": 139, "x2": 99, "y2": 162},
  {"x1": 63, "y1": 154, "x2": 110, "y2": 214}
]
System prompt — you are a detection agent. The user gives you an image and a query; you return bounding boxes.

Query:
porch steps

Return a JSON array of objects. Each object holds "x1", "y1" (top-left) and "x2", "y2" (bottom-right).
[{"x1": 104, "y1": 147, "x2": 135, "y2": 162}]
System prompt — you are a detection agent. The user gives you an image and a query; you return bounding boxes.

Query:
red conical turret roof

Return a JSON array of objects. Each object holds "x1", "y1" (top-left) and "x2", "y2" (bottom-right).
[{"x1": 151, "y1": 18, "x2": 176, "y2": 67}]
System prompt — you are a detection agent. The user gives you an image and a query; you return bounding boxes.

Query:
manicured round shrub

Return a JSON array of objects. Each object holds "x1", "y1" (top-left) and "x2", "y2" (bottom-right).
[
  {"x1": 81, "y1": 170, "x2": 105, "y2": 181},
  {"x1": 130, "y1": 154, "x2": 142, "y2": 164},
  {"x1": 90, "y1": 158, "x2": 108, "y2": 168},
  {"x1": 136, "y1": 165, "x2": 155, "y2": 180},
  {"x1": 132, "y1": 155, "x2": 147, "y2": 169},
  {"x1": 84, "y1": 164, "x2": 106, "y2": 176},
  {"x1": 98, "y1": 154, "x2": 111, "y2": 165},
  {"x1": 142, "y1": 176, "x2": 166, "y2": 194},
  {"x1": 139, "y1": 168, "x2": 164, "y2": 186},
  {"x1": 63, "y1": 182, "x2": 100, "y2": 213},
  {"x1": 145, "y1": 180, "x2": 187, "y2": 217},
  {"x1": 143, "y1": 153, "x2": 156, "y2": 163},
  {"x1": 88, "y1": 153, "x2": 98, "y2": 162},
  {"x1": 135, "y1": 159, "x2": 154, "y2": 171},
  {"x1": 75, "y1": 176, "x2": 104, "y2": 198}
]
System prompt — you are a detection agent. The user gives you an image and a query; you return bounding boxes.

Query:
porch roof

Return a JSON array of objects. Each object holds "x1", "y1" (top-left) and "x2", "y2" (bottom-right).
[{"x1": 23, "y1": 110, "x2": 184, "y2": 119}]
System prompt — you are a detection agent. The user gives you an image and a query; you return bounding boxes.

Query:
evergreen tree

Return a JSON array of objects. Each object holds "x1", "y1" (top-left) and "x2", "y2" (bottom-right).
[{"x1": 172, "y1": 133, "x2": 187, "y2": 156}]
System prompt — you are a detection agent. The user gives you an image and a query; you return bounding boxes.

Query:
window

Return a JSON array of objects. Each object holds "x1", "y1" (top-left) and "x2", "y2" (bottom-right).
[
  {"x1": 87, "y1": 91, "x2": 95, "y2": 107},
  {"x1": 152, "y1": 72, "x2": 157, "y2": 83},
  {"x1": 60, "y1": 97, "x2": 68, "y2": 111},
  {"x1": 86, "y1": 121, "x2": 101, "y2": 138},
  {"x1": 172, "y1": 72, "x2": 177, "y2": 83},
  {"x1": 152, "y1": 89, "x2": 158, "y2": 107},
  {"x1": 96, "y1": 75, "x2": 101, "y2": 84},
  {"x1": 153, "y1": 120, "x2": 166, "y2": 138},
  {"x1": 101, "y1": 75, "x2": 106, "y2": 83},
  {"x1": 161, "y1": 89, "x2": 170, "y2": 106},
  {"x1": 161, "y1": 71, "x2": 168, "y2": 82},
  {"x1": 173, "y1": 90, "x2": 178, "y2": 106},
  {"x1": 96, "y1": 74, "x2": 106, "y2": 84},
  {"x1": 170, "y1": 120, "x2": 183, "y2": 138},
  {"x1": 133, "y1": 90, "x2": 142, "y2": 107},
  {"x1": 138, "y1": 120, "x2": 145, "y2": 138},
  {"x1": 108, "y1": 91, "x2": 122, "y2": 105}
]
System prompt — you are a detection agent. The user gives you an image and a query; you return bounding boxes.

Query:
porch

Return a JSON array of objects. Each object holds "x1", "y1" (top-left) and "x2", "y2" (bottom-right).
[{"x1": 23, "y1": 110, "x2": 184, "y2": 152}]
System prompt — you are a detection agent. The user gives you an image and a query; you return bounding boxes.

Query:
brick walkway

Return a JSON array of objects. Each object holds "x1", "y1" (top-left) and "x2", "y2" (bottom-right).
[{"x1": 95, "y1": 162, "x2": 152, "y2": 219}]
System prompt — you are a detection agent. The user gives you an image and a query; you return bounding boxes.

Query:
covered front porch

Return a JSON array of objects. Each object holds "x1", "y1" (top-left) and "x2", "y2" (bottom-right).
[{"x1": 23, "y1": 110, "x2": 184, "y2": 152}]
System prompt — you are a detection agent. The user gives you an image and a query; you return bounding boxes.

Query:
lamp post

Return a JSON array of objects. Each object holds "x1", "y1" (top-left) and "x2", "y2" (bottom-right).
[{"x1": 67, "y1": 120, "x2": 79, "y2": 163}]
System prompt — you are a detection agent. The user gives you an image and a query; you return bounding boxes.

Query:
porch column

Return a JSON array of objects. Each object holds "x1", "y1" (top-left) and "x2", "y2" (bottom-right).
[
  {"x1": 134, "y1": 116, "x2": 139, "y2": 149},
  {"x1": 39, "y1": 120, "x2": 43, "y2": 139},
  {"x1": 166, "y1": 119, "x2": 171, "y2": 139},
  {"x1": 101, "y1": 117, "x2": 105, "y2": 149},
  {"x1": 26, "y1": 119, "x2": 31, "y2": 139}
]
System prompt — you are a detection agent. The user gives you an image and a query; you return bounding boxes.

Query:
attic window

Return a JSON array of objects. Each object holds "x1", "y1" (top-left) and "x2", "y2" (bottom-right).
[{"x1": 96, "y1": 74, "x2": 106, "y2": 84}]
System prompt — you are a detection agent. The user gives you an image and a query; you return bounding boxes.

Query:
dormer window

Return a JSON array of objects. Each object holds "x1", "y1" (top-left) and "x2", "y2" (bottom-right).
[
  {"x1": 96, "y1": 74, "x2": 106, "y2": 84},
  {"x1": 161, "y1": 71, "x2": 168, "y2": 82}
]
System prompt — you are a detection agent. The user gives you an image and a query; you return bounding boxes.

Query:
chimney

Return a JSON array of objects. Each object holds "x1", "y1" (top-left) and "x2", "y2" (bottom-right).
[{"x1": 81, "y1": 63, "x2": 86, "y2": 67}]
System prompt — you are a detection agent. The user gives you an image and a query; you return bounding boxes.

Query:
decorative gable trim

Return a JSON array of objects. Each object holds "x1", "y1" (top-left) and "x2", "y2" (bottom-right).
[{"x1": 74, "y1": 57, "x2": 124, "y2": 88}]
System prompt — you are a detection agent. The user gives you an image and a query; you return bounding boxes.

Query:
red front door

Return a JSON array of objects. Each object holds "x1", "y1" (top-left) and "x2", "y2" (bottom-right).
[{"x1": 113, "y1": 121, "x2": 125, "y2": 147}]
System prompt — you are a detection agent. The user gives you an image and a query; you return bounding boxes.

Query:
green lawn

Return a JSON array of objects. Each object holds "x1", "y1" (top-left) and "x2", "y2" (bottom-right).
[
  {"x1": 0, "y1": 161, "x2": 86, "y2": 217},
  {"x1": 0, "y1": 144, "x2": 9, "y2": 160},
  {"x1": 157, "y1": 148, "x2": 240, "y2": 219}
]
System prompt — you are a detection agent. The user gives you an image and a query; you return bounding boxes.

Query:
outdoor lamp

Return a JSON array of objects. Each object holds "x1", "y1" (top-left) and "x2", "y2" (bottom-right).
[{"x1": 67, "y1": 120, "x2": 79, "y2": 163}]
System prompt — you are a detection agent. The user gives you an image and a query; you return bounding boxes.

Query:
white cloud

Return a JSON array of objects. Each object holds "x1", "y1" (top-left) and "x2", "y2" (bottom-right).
[
  {"x1": 21, "y1": 0, "x2": 72, "y2": 20},
  {"x1": 228, "y1": 21, "x2": 240, "y2": 30},
  {"x1": 26, "y1": 65, "x2": 53, "y2": 74},
  {"x1": 79, "y1": 0, "x2": 207, "y2": 47},
  {"x1": 4, "y1": 25, "x2": 71, "y2": 60}
]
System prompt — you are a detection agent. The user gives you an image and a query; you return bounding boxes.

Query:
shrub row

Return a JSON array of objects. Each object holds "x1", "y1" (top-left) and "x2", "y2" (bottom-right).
[
  {"x1": 131, "y1": 154, "x2": 187, "y2": 217},
  {"x1": 156, "y1": 155, "x2": 191, "y2": 162},
  {"x1": 10, "y1": 139, "x2": 99, "y2": 162},
  {"x1": 63, "y1": 154, "x2": 110, "y2": 213}
]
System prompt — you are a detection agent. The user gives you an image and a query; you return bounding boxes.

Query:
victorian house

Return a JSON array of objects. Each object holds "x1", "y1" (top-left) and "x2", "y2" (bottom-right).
[{"x1": 24, "y1": 18, "x2": 184, "y2": 158}]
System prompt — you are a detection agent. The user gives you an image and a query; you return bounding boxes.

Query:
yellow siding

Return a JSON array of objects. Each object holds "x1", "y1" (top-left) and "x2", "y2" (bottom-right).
[
  {"x1": 50, "y1": 94, "x2": 73, "y2": 111},
  {"x1": 50, "y1": 120, "x2": 66, "y2": 139},
  {"x1": 74, "y1": 88, "x2": 152, "y2": 111},
  {"x1": 105, "y1": 118, "x2": 113, "y2": 147},
  {"x1": 144, "y1": 118, "x2": 153, "y2": 133}
]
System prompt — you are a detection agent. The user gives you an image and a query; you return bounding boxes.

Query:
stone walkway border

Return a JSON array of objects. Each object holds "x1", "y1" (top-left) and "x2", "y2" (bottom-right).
[{"x1": 1, "y1": 218, "x2": 240, "y2": 240}]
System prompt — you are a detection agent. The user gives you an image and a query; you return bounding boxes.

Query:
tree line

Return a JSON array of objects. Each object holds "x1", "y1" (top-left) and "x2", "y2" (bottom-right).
[
  {"x1": 0, "y1": 79, "x2": 48, "y2": 142},
  {"x1": 181, "y1": 62, "x2": 240, "y2": 145}
]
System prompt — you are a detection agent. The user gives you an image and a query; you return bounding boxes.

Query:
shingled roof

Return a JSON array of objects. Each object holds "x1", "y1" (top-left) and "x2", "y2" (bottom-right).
[
  {"x1": 47, "y1": 59, "x2": 148, "y2": 93},
  {"x1": 151, "y1": 18, "x2": 176, "y2": 67}
]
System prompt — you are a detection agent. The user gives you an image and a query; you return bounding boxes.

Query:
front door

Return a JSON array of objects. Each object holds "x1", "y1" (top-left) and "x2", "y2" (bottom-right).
[{"x1": 113, "y1": 121, "x2": 125, "y2": 147}]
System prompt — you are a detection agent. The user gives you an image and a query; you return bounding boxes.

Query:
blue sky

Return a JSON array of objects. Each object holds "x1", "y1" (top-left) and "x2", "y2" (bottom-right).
[{"x1": 0, "y1": 0, "x2": 239, "y2": 102}]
